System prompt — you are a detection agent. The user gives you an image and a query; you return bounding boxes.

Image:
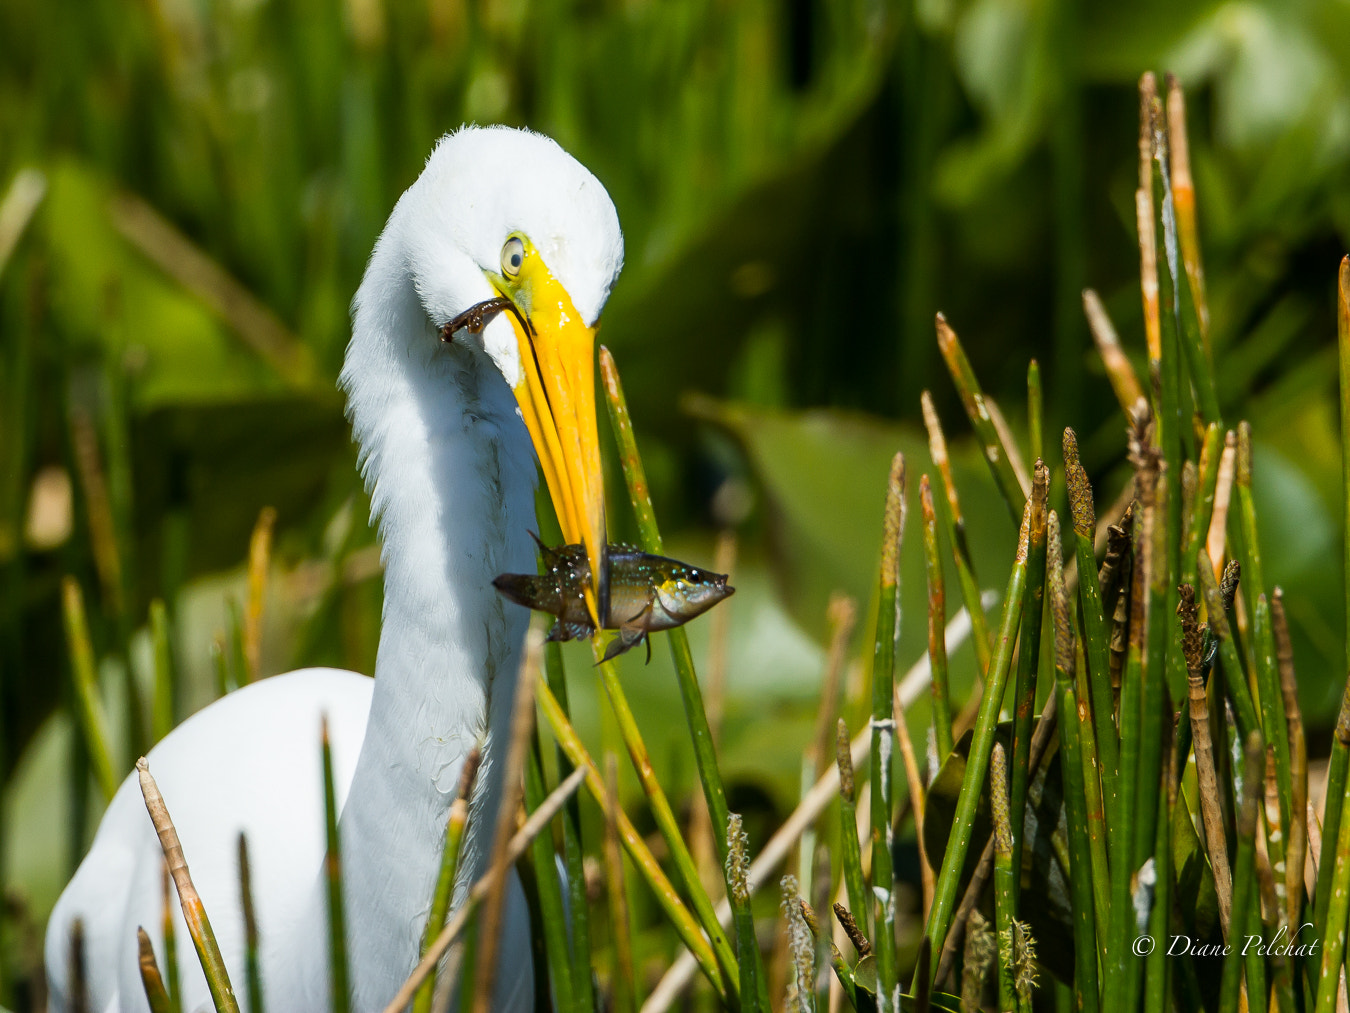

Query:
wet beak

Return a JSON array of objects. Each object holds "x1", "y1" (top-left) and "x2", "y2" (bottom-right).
[{"x1": 491, "y1": 248, "x2": 607, "y2": 622}]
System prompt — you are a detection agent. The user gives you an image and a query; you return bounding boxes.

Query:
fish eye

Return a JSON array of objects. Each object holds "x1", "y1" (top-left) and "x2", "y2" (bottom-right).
[{"x1": 501, "y1": 237, "x2": 525, "y2": 277}]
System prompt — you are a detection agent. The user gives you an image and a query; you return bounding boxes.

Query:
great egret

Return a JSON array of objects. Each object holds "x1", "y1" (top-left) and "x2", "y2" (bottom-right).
[{"x1": 45, "y1": 125, "x2": 623, "y2": 1012}]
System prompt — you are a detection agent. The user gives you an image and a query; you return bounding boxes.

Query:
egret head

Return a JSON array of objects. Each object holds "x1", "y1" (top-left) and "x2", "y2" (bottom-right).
[{"x1": 354, "y1": 125, "x2": 623, "y2": 613}]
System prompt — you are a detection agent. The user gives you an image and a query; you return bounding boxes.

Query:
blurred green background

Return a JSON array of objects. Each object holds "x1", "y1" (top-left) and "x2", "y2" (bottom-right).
[{"x1": 4, "y1": 0, "x2": 1350, "y2": 1001}]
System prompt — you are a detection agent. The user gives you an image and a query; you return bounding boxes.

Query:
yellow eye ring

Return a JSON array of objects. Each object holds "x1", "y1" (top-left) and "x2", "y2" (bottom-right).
[{"x1": 501, "y1": 236, "x2": 525, "y2": 277}]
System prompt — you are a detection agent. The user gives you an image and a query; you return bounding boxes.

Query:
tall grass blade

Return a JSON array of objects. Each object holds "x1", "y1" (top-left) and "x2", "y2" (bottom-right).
[
  {"x1": 536, "y1": 675, "x2": 730, "y2": 1001},
  {"x1": 61, "y1": 577, "x2": 119, "y2": 802},
  {"x1": 415, "y1": 747, "x2": 480, "y2": 1013},
  {"x1": 0, "y1": 168, "x2": 46, "y2": 279},
  {"x1": 1221, "y1": 735, "x2": 1264, "y2": 1012},
  {"x1": 320, "y1": 718, "x2": 348, "y2": 1013},
  {"x1": 1008, "y1": 462, "x2": 1048, "y2": 893},
  {"x1": 1082, "y1": 290, "x2": 1145, "y2": 417},
  {"x1": 137, "y1": 926, "x2": 173, "y2": 1013},
  {"x1": 1049, "y1": 513, "x2": 1099, "y2": 1013},
  {"x1": 921, "y1": 501, "x2": 1031, "y2": 984},
  {"x1": 472, "y1": 632, "x2": 541, "y2": 1013},
  {"x1": 599, "y1": 345, "x2": 760, "y2": 1004},
  {"x1": 237, "y1": 835, "x2": 264, "y2": 1013},
  {"x1": 920, "y1": 478, "x2": 953, "y2": 759},
  {"x1": 935, "y1": 314, "x2": 1028, "y2": 522},
  {"x1": 869, "y1": 452, "x2": 904, "y2": 1012},
  {"x1": 1319, "y1": 256, "x2": 1350, "y2": 950},
  {"x1": 921, "y1": 392, "x2": 992, "y2": 672},
  {"x1": 162, "y1": 863, "x2": 182, "y2": 1013},
  {"x1": 243, "y1": 506, "x2": 276, "y2": 685},
  {"x1": 990, "y1": 743, "x2": 1019, "y2": 1013},
  {"x1": 604, "y1": 755, "x2": 637, "y2": 1013},
  {"x1": 543, "y1": 643, "x2": 596, "y2": 1013},
  {"x1": 149, "y1": 600, "x2": 175, "y2": 743},
  {"x1": 1063, "y1": 430, "x2": 1120, "y2": 835},
  {"x1": 380, "y1": 767, "x2": 588, "y2": 1013}
]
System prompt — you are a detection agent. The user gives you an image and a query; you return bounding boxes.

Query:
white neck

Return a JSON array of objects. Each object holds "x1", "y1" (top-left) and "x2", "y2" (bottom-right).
[{"x1": 304, "y1": 229, "x2": 538, "y2": 1008}]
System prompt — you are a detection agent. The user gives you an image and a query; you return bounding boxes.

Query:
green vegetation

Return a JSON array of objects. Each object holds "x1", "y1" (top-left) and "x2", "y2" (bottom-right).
[{"x1": 6, "y1": 0, "x2": 1350, "y2": 1009}]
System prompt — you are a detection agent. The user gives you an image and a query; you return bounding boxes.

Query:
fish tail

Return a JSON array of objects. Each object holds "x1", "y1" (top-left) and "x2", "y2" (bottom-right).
[{"x1": 492, "y1": 573, "x2": 542, "y2": 607}]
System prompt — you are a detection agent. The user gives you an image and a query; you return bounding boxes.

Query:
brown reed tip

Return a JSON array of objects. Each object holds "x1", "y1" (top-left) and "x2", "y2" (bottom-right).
[
  {"x1": 881, "y1": 452, "x2": 906, "y2": 588},
  {"x1": 833, "y1": 903, "x2": 871, "y2": 957},
  {"x1": 1220, "y1": 560, "x2": 1241, "y2": 612},
  {"x1": 1177, "y1": 584, "x2": 1201, "y2": 672},
  {"x1": 1048, "y1": 512, "x2": 1074, "y2": 677},
  {"x1": 457, "y1": 745, "x2": 483, "y2": 803},
  {"x1": 1236, "y1": 421, "x2": 1253, "y2": 488},
  {"x1": 990, "y1": 743, "x2": 1012, "y2": 856},
  {"x1": 1062, "y1": 429, "x2": 1094, "y2": 540},
  {"x1": 836, "y1": 718, "x2": 855, "y2": 802}
]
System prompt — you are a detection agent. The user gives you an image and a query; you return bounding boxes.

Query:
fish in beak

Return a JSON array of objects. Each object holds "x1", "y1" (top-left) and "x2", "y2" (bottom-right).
[{"x1": 488, "y1": 234, "x2": 608, "y2": 622}]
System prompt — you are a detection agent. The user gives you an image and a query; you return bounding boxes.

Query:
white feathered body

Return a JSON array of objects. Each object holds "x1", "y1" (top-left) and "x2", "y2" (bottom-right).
[{"x1": 43, "y1": 125, "x2": 623, "y2": 1013}]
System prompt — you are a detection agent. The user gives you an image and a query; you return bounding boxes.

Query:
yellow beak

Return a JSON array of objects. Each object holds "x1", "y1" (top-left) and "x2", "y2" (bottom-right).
[{"x1": 491, "y1": 241, "x2": 607, "y2": 622}]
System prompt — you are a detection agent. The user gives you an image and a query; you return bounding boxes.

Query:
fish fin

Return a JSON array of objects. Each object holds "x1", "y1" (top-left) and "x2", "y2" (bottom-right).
[
  {"x1": 599, "y1": 606, "x2": 652, "y2": 663},
  {"x1": 600, "y1": 630, "x2": 647, "y2": 663},
  {"x1": 528, "y1": 530, "x2": 561, "y2": 564},
  {"x1": 550, "y1": 621, "x2": 594, "y2": 643}
]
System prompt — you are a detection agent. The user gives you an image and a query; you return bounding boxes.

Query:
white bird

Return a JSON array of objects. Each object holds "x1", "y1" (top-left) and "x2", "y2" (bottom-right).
[{"x1": 45, "y1": 125, "x2": 623, "y2": 1013}]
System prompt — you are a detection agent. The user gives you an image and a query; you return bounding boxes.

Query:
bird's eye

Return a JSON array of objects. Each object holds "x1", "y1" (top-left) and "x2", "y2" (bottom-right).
[{"x1": 501, "y1": 237, "x2": 525, "y2": 277}]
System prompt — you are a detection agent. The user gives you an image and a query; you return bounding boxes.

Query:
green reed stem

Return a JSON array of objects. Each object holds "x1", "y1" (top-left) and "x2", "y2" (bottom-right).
[
  {"x1": 524, "y1": 734, "x2": 576, "y2": 1013},
  {"x1": 415, "y1": 748, "x2": 479, "y2": 1013},
  {"x1": 595, "y1": 656, "x2": 740, "y2": 988},
  {"x1": 835, "y1": 718, "x2": 868, "y2": 925},
  {"x1": 1050, "y1": 517, "x2": 1100, "y2": 1013},
  {"x1": 799, "y1": 899, "x2": 857, "y2": 1008},
  {"x1": 161, "y1": 865, "x2": 182, "y2": 1013},
  {"x1": 922, "y1": 392, "x2": 992, "y2": 674},
  {"x1": 1235, "y1": 422, "x2": 1294, "y2": 843},
  {"x1": 237, "y1": 835, "x2": 264, "y2": 1013},
  {"x1": 320, "y1": 719, "x2": 349, "y2": 1013},
  {"x1": 1144, "y1": 723, "x2": 1177, "y2": 1013},
  {"x1": 1072, "y1": 638, "x2": 1111, "y2": 944},
  {"x1": 920, "y1": 477, "x2": 954, "y2": 759},
  {"x1": 137, "y1": 759, "x2": 240, "y2": 1013},
  {"x1": 1009, "y1": 463, "x2": 1048, "y2": 895},
  {"x1": 1135, "y1": 470, "x2": 1169, "y2": 871},
  {"x1": 1028, "y1": 360, "x2": 1043, "y2": 466},
  {"x1": 990, "y1": 743, "x2": 1018, "y2": 1013},
  {"x1": 1316, "y1": 760, "x2": 1350, "y2": 1013},
  {"x1": 602, "y1": 755, "x2": 636, "y2": 1013},
  {"x1": 1180, "y1": 425, "x2": 1223, "y2": 590},
  {"x1": 869, "y1": 452, "x2": 904, "y2": 1013},
  {"x1": 1195, "y1": 552, "x2": 1261, "y2": 741},
  {"x1": 599, "y1": 347, "x2": 762, "y2": 1006},
  {"x1": 936, "y1": 313, "x2": 1028, "y2": 523},
  {"x1": 1320, "y1": 257, "x2": 1350, "y2": 951},
  {"x1": 543, "y1": 643, "x2": 595, "y2": 1013},
  {"x1": 1063, "y1": 431, "x2": 1121, "y2": 844},
  {"x1": 61, "y1": 577, "x2": 119, "y2": 802},
  {"x1": 210, "y1": 637, "x2": 229, "y2": 700},
  {"x1": 1221, "y1": 735, "x2": 1263, "y2": 1013},
  {"x1": 1158, "y1": 123, "x2": 1220, "y2": 427},
  {"x1": 149, "y1": 600, "x2": 174, "y2": 743},
  {"x1": 1109, "y1": 507, "x2": 1145, "y2": 1012},
  {"x1": 725, "y1": 814, "x2": 758, "y2": 1013},
  {"x1": 536, "y1": 675, "x2": 730, "y2": 1002},
  {"x1": 921, "y1": 500, "x2": 1031, "y2": 984}
]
